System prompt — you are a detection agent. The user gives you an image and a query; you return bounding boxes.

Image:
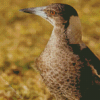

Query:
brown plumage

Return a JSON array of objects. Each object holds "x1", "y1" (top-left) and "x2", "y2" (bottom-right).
[{"x1": 20, "y1": 3, "x2": 100, "y2": 100}]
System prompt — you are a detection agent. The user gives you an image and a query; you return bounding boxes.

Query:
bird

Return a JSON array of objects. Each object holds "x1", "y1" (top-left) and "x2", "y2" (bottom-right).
[{"x1": 20, "y1": 3, "x2": 100, "y2": 100}]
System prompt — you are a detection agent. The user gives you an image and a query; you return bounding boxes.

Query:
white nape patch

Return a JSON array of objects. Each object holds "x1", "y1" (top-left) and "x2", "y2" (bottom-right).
[
  {"x1": 67, "y1": 16, "x2": 82, "y2": 44},
  {"x1": 34, "y1": 6, "x2": 47, "y2": 18}
]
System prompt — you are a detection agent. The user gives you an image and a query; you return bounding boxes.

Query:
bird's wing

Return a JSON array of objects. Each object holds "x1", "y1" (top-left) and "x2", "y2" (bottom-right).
[
  {"x1": 80, "y1": 47, "x2": 100, "y2": 74},
  {"x1": 80, "y1": 46, "x2": 100, "y2": 85}
]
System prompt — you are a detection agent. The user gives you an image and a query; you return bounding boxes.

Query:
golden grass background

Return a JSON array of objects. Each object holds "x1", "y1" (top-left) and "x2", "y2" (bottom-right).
[{"x1": 0, "y1": 0, "x2": 100, "y2": 100}]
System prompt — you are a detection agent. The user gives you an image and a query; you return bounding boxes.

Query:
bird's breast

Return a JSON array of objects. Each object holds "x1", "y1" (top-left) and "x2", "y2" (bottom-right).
[{"x1": 36, "y1": 45, "x2": 82, "y2": 99}]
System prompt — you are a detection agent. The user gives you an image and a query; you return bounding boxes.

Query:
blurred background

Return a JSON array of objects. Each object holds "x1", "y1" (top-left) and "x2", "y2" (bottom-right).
[{"x1": 0, "y1": 0, "x2": 100, "y2": 100}]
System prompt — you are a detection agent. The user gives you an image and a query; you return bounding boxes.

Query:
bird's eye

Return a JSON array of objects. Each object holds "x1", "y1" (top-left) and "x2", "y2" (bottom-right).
[{"x1": 50, "y1": 11, "x2": 56, "y2": 15}]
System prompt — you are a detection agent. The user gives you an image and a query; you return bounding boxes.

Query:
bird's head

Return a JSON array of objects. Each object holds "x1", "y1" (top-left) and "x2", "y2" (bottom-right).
[
  {"x1": 20, "y1": 3, "x2": 82, "y2": 44},
  {"x1": 20, "y1": 3, "x2": 78, "y2": 26}
]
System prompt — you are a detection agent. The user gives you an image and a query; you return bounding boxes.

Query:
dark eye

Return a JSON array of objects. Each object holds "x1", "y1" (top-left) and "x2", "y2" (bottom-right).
[{"x1": 50, "y1": 11, "x2": 56, "y2": 15}]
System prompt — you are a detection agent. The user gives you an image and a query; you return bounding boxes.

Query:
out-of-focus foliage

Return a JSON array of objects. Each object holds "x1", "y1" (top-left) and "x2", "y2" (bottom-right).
[{"x1": 0, "y1": 0, "x2": 100, "y2": 100}]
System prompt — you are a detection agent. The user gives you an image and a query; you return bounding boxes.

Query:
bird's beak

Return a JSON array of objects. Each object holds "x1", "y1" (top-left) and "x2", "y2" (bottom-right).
[{"x1": 19, "y1": 6, "x2": 47, "y2": 19}]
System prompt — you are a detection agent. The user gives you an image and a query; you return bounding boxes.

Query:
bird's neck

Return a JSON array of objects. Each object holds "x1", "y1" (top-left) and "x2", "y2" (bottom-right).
[{"x1": 48, "y1": 16, "x2": 83, "y2": 47}]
